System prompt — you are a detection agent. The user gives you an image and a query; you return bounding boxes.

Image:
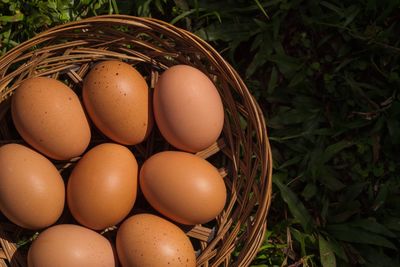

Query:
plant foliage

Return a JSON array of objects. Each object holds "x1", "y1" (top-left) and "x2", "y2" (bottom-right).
[{"x1": 1, "y1": 1, "x2": 399, "y2": 266}]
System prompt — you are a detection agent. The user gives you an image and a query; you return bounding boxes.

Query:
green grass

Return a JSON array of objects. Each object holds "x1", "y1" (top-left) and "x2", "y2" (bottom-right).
[{"x1": 1, "y1": 1, "x2": 400, "y2": 266}]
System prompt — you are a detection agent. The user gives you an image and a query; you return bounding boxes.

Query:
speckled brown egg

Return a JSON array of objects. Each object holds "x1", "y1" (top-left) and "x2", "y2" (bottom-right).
[
  {"x1": 83, "y1": 60, "x2": 153, "y2": 145},
  {"x1": 67, "y1": 143, "x2": 138, "y2": 230},
  {"x1": 154, "y1": 65, "x2": 224, "y2": 152},
  {"x1": 116, "y1": 213, "x2": 196, "y2": 267},
  {"x1": 0, "y1": 144, "x2": 65, "y2": 230},
  {"x1": 28, "y1": 224, "x2": 117, "y2": 267},
  {"x1": 140, "y1": 151, "x2": 227, "y2": 225},
  {"x1": 11, "y1": 77, "x2": 91, "y2": 160}
]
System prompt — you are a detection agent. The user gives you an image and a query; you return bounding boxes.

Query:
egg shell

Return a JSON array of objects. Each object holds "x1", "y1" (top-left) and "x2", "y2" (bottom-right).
[
  {"x1": 140, "y1": 151, "x2": 227, "y2": 225},
  {"x1": 0, "y1": 144, "x2": 65, "y2": 230},
  {"x1": 67, "y1": 143, "x2": 138, "y2": 230},
  {"x1": 83, "y1": 60, "x2": 153, "y2": 145},
  {"x1": 116, "y1": 213, "x2": 196, "y2": 267},
  {"x1": 154, "y1": 65, "x2": 224, "y2": 152},
  {"x1": 28, "y1": 224, "x2": 117, "y2": 267},
  {"x1": 11, "y1": 77, "x2": 91, "y2": 160}
]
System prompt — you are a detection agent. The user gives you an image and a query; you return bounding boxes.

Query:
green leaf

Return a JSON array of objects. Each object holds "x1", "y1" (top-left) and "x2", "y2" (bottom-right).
[
  {"x1": 0, "y1": 12, "x2": 24, "y2": 22},
  {"x1": 357, "y1": 244, "x2": 400, "y2": 267},
  {"x1": 309, "y1": 146, "x2": 324, "y2": 178},
  {"x1": 387, "y1": 118, "x2": 400, "y2": 144},
  {"x1": 343, "y1": 182, "x2": 368, "y2": 202},
  {"x1": 343, "y1": 6, "x2": 360, "y2": 27},
  {"x1": 195, "y1": 22, "x2": 259, "y2": 42},
  {"x1": 291, "y1": 228, "x2": 307, "y2": 256},
  {"x1": 321, "y1": 196, "x2": 330, "y2": 222},
  {"x1": 372, "y1": 182, "x2": 389, "y2": 211},
  {"x1": 326, "y1": 224, "x2": 397, "y2": 249},
  {"x1": 268, "y1": 53, "x2": 302, "y2": 77},
  {"x1": 302, "y1": 183, "x2": 317, "y2": 201},
  {"x1": 323, "y1": 141, "x2": 354, "y2": 163},
  {"x1": 111, "y1": 0, "x2": 119, "y2": 14},
  {"x1": 288, "y1": 71, "x2": 306, "y2": 87},
  {"x1": 329, "y1": 200, "x2": 361, "y2": 224},
  {"x1": 170, "y1": 8, "x2": 201, "y2": 25},
  {"x1": 319, "y1": 235, "x2": 336, "y2": 267},
  {"x1": 269, "y1": 108, "x2": 313, "y2": 126},
  {"x1": 253, "y1": 0, "x2": 269, "y2": 19},
  {"x1": 382, "y1": 216, "x2": 400, "y2": 232},
  {"x1": 246, "y1": 34, "x2": 273, "y2": 77},
  {"x1": 320, "y1": 166, "x2": 345, "y2": 191},
  {"x1": 320, "y1": 1, "x2": 343, "y2": 16},
  {"x1": 277, "y1": 155, "x2": 303, "y2": 170},
  {"x1": 311, "y1": 62, "x2": 321, "y2": 70},
  {"x1": 372, "y1": 163, "x2": 384, "y2": 177},
  {"x1": 267, "y1": 66, "x2": 278, "y2": 93},
  {"x1": 327, "y1": 238, "x2": 348, "y2": 262},
  {"x1": 274, "y1": 174, "x2": 314, "y2": 232},
  {"x1": 349, "y1": 218, "x2": 396, "y2": 238}
]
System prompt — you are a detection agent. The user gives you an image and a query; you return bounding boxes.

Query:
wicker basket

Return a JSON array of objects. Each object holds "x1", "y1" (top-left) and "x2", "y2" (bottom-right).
[{"x1": 0, "y1": 15, "x2": 272, "y2": 267}]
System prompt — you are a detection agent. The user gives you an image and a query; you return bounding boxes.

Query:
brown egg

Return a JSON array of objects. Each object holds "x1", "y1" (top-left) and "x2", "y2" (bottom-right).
[
  {"x1": 11, "y1": 77, "x2": 91, "y2": 160},
  {"x1": 154, "y1": 65, "x2": 224, "y2": 152},
  {"x1": 140, "y1": 151, "x2": 226, "y2": 225},
  {"x1": 28, "y1": 224, "x2": 117, "y2": 267},
  {"x1": 116, "y1": 213, "x2": 196, "y2": 267},
  {"x1": 83, "y1": 60, "x2": 153, "y2": 145},
  {"x1": 67, "y1": 143, "x2": 137, "y2": 230},
  {"x1": 0, "y1": 144, "x2": 64, "y2": 230}
]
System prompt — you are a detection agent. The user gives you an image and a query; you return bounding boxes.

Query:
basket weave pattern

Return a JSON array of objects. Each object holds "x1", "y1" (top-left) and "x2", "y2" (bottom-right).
[{"x1": 0, "y1": 15, "x2": 272, "y2": 267}]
